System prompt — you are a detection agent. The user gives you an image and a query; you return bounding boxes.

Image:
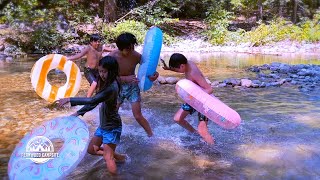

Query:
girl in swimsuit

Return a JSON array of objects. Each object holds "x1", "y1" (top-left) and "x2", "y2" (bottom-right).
[{"x1": 56, "y1": 56, "x2": 125, "y2": 176}]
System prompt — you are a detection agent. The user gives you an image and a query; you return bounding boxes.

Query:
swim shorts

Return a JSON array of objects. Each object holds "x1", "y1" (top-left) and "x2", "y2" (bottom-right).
[
  {"x1": 84, "y1": 67, "x2": 99, "y2": 85},
  {"x1": 181, "y1": 103, "x2": 208, "y2": 121},
  {"x1": 94, "y1": 127, "x2": 122, "y2": 144},
  {"x1": 118, "y1": 83, "x2": 141, "y2": 104}
]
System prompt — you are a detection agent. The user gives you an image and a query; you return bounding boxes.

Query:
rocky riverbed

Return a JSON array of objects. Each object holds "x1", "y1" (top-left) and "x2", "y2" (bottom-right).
[{"x1": 156, "y1": 62, "x2": 320, "y2": 92}]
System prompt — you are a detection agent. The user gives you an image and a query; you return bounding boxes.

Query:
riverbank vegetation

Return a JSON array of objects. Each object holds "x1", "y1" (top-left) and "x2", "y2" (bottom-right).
[{"x1": 0, "y1": 0, "x2": 319, "y2": 54}]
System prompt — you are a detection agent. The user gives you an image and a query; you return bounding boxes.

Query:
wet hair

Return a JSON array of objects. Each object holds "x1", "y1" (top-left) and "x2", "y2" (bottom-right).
[
  {"x1": 169, "y1": 53, "x2": 187, "y2": 68},
  {"x1": 115, "y1": 32, "x2": 138, "y2": 51},
  {"x1": 90, "y1": 34, "x2": 101, "y2": 42},
  {"x1": 97, "y1": 56, "x2": 121, "y2": 93}
]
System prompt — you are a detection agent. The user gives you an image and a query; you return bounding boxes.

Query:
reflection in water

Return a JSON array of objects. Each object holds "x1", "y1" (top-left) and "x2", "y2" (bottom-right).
[{"x1": 0, "y1": 53, "x2": 320, "y2": 179}]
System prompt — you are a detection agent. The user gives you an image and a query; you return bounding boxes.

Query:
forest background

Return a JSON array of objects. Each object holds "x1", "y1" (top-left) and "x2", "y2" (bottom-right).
[{"x1": 0, "y1": 0, "x2": 319, "y2": 55}]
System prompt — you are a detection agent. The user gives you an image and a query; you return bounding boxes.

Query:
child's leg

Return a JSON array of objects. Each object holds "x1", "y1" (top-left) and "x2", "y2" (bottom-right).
[
  {"x1": 174, "y1": 108, "x2": 197, "y2": 133},
  {"x1": 87, "y1": 136, "x2": 104, "y2": 155},
  {"x1": 97, "y1": 146, "x2": 126, "y2": 162},
  {"x1": 87, "y1": 81, "x2": 97, "y2": 97},
  {"x1": 197, "y1": 115, "x2": 214, "y2": 144},
  {"x1": 131, "y1": 101, "x2": 153, "y2": 137},
  {"x1": 103, "y1": 143, "x2": 117, "y2": 176}
]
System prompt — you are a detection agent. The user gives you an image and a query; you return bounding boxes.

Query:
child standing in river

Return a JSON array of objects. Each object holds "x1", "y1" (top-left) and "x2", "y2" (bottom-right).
[
  {"x1": 162, "y1": 53, "x2": 215, "y2": 144},
  {"x1": 68, "y1": 34, "x2": 115, "y2": 97},
  {"x1": 56, "y1": 56, "x2": 125, "y2": 176}
]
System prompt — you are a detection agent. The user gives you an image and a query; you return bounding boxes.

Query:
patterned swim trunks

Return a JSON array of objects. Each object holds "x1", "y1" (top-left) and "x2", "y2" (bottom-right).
[
  {"x1": 118, "y1": 83, "x2": 141, "y2": 104},
  {"x1": 181, "y1": 103, "x2": 208, "y2": 121}
]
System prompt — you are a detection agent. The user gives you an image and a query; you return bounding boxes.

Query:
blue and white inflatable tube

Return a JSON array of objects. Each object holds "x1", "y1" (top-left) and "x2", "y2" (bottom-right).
[
  {"x1": 138, "y1": 26, "x2": 163, "y2": 91},
  {"x1": 8, "y1": 116, "x2": 89, "y2": 180}
]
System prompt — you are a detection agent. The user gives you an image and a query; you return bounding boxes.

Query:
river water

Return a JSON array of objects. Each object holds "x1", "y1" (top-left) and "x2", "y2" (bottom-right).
[{"x1": 1, "y1": 53, "x2": 320, "y2": 179}]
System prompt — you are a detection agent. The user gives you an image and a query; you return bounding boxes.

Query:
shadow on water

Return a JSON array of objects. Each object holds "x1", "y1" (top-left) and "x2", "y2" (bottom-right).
[{"x1": 1, "y1": 53, "x2": 320, "y2": 179}]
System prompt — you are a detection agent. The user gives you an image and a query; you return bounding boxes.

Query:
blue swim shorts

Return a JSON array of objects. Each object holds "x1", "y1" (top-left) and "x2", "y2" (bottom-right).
[
  {"x1": 118, "y1": 83, "x2": 141, "y2": 104},
  {"x1": 181, "y1": 103, "x2": 208, "y2": 122},
  {"x1": 94, "y1": 127, "x2": 122, "y2": 144}
]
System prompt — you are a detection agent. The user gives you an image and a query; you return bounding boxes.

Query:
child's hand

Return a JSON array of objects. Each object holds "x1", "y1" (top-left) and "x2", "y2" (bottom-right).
[
  {"x1": 125, "y1": 75, "x2": 139, "y2": 84},
  {"x1": 55, "y1": 98, "x2": 70, "y2": 108},
  {"x1": 161, "y1": 59, "x2": 170, "y2": 70},
  {"x1": 148, "y1": 72, "x2": 159, "y2": 81}
]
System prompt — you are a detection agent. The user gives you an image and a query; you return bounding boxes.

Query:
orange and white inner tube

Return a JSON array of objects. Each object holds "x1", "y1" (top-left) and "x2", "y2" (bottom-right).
[{"x1": 31, "y1": 54, "x2": 81, "y2": 102}]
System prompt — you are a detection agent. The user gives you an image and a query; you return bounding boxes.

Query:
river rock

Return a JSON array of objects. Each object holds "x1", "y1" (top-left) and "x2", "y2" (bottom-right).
[
  {"x1": 241, "y1": 79, "x2": 252, "y2": 87},
  {"x1": 157, "y1": 76, "x2": 167, "y2": 84},
  {"x1": 165, "y1": 77, "x2": 179, "y2": 84}
]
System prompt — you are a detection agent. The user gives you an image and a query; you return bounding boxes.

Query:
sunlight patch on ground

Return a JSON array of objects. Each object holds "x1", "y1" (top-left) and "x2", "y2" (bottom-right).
[
  {"x1": 237, "y1": 143, "x2": 318, "y2": 165},
  {"x1": 293, "y1": 114, "x2": 320, "y2": 128}
]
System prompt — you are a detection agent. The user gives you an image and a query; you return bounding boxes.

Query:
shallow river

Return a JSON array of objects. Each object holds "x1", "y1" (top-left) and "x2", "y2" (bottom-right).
[{"x1": 1, "y1": 52, "x2": 320, "y2": 179}]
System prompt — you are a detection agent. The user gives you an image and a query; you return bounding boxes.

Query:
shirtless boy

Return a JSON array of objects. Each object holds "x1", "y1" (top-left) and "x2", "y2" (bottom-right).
[
  {"x1": 162, "y1": 53, "x2": 214, "y2": 144},
  {"x1": 68, "y1": 34, "x2": 114, "y2": 97},
  {"x1": 109, "y1": 32, "x2": 158, "y2": 137}
]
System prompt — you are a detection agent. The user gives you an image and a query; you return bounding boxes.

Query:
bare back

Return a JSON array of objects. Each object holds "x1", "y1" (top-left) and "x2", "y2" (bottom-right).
[
  {"x1": 109, "y1": 50, "x2": 141, "y2": 76},
  {"x1": 185, "y1": 61, "x2": 212, "y2": 94},
  {"x1": 185, "y1": 61, "x2": 205, "y2": 82}
]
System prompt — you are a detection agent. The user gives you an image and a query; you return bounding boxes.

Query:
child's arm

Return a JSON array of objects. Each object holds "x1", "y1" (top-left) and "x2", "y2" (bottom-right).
[
  {"x1": 102, "y1": 45, "x2": 116, "y2": 52},
  {"x1": 86, "y1": 81, "x2": 97, "y2": 97},
  {"x1": 119, "y1": 75, "x2": 139, "y2": 83},
  {"x1": 161, "y1": 59, "x2": 180, "y2": 72},
  {"x1": 193, "y1": 74, "x2": 213, "y2": 94},
  {"x1": 67, "y1": 46, "x2": 90, "y2": 61},
  {"x1": 55, "y1": 87, "x2": 114, "y2": 115},
  {"x1": 161, "y1": 59, "x2": 170, "y2": 70}
]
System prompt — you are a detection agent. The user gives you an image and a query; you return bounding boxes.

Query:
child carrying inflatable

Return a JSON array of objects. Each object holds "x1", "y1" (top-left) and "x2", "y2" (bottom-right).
[
  {"x1": 162, "y1": 53, "x2": 215, "y2": 144},
  {"x1": 56, "y1": 56, "x2": 125, "y2": 176}
]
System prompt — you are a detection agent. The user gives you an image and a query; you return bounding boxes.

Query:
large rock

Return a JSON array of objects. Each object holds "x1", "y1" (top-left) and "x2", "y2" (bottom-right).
[{"x1": 241, "y1": 79, "x2": 252, "y2": 87}]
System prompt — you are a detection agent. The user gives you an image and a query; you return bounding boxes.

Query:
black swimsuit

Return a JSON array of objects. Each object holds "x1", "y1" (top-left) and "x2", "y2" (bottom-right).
[{"x1": 70, "y1": 81, "x2": 121, "y2": 130}]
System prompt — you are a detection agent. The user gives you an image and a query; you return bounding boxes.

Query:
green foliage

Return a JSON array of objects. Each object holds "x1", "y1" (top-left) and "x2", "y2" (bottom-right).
[
  {"x1": 243, "y1": 16, "x2": 320, "y2": 45},
  {"x1": 103, "y1": 20, "x2": 147, "y2": 44},
  {"x1": 224, "y1": 29, "x2": 246, "y2": 44},
  {"x1": 31, "y1": 25, "x2": 64, "y2": 52},
  {"x1": 102, "y1": 20, "x2": 176, "y2": 45},
  {"x1": 127, "y1": 0, "x2": 178, "y2": 26},
  {"x1": 205, "y1": 7, "x2": 234, "y2": 45},
  {"x1": 163, "y1": 32, "x2": 177, "y2": 45}
]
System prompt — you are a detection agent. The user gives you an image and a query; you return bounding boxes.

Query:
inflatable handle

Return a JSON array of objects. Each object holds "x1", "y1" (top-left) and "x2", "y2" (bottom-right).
[{"x1": 138, "y1": 27, "x2": 163, "y2": 91}]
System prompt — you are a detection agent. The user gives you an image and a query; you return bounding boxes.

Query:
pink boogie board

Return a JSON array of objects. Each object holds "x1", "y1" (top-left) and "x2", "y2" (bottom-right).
[{"x1": 176, "y1": 79, "x2": 241, "y2": 129}]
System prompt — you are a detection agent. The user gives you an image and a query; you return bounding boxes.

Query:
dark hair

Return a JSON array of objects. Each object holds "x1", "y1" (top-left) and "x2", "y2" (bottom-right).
[
  {"x1": 169, "y1": 53, "x2": 187, "y2": 68},
  {"x1": 97, "y1": 56, "x2": 121, "y2": 92},
  {"x1": 115, "y1": 32, "x2": 138, "y2": 51},
  {"x1": 90, "y1": 34, "x2": 101, "y2": 42}
]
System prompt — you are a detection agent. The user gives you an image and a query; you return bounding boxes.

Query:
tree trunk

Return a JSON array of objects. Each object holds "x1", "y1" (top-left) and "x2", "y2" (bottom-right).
[
  {"x1": 258, "y1": 0, "x2": 263, "y2": 21},
  {"x1": 279, "y1": 0, "x2": 285, "y2": 17},
  {"x1": 104, "y1": 0, "x2": 117, "y2": 22},
  {"x1": 292, "y1": 0, "x2": 298, "y2": 23}
]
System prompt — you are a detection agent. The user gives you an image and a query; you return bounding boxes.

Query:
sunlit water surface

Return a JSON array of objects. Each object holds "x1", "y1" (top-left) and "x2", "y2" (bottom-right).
[{"x1": 0, "y1": 53, "x2": 320, "y2": 179}]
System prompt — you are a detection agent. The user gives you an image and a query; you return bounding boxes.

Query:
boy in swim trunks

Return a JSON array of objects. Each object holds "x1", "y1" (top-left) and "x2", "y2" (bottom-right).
[
  {"x1": 162, "y1": 53, "x2": 214, "y2": 144},
  {"x1": 109, "y1": 32, "x2": 158, "y2": 137},
  {"x1": 68, "y1": 34, "x2": 115, "y2": 97}
]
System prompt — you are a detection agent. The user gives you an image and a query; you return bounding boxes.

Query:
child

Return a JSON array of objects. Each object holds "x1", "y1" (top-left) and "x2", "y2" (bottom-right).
[
  {"x1": 68, "y1": 34, "x2": 115, "y2": 97},
  {"x1": 56, "y1": 56, "x2": 125, "y2": 176},
  {"x1": 109, "y1": 32, "x2": 158, "y2": 137},
  {"x1": 162, "y1": 53, "x2": 215, "y2": 144}
]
